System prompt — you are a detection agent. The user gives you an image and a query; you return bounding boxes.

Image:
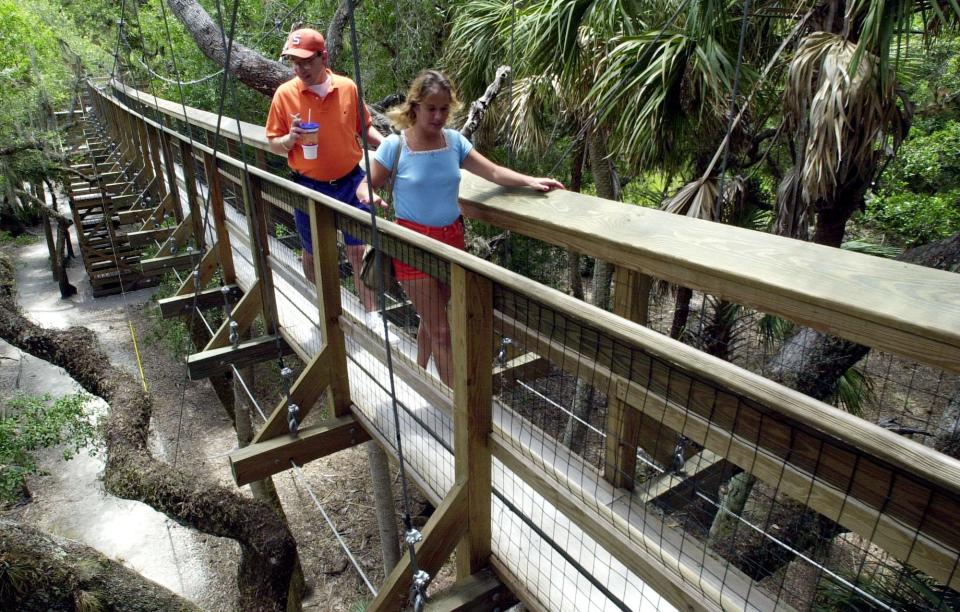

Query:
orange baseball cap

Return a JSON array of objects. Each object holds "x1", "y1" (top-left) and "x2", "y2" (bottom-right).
[{"x1": 281, "y1": 28, "x2": 326, "y2": 58}]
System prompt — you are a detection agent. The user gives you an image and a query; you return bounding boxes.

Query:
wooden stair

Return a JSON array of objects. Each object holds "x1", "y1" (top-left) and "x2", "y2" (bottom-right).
[{"x1": 65, "y1": 117, "x2": 162, "y2": 297}]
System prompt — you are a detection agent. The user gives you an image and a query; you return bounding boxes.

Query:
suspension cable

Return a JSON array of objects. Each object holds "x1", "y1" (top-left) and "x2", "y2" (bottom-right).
[{"x1": 350, "y1": 0, "x2": 428, "y2": 606}]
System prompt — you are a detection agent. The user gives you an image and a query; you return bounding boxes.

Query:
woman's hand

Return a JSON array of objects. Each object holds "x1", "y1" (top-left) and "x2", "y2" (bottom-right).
[
  {"x1": 526, "y1": 177, "x2": 565, "y2": 192},
  {"x1": 357, "y1": 184, "x2": 388, "y2": 209}
]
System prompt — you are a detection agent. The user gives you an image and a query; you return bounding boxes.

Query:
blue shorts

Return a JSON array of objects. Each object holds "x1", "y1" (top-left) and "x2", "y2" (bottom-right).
[{"x1": 292, "y1": 166, "x2": 369, "y2": 252}]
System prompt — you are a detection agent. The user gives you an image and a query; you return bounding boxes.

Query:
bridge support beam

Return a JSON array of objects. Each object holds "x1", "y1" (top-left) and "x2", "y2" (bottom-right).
[
  {"x1": 229, "y1": 416, "x2": 370, "y2": 486},
  {"x1": 425, "y1": 567, "x2": 517, "y2": 612},
  {"x1": 158, "y1": 284, "x2": 242, "y2": 319},
  {"x1": 186, "y1": 334, "x2": 293, "y2": 380},
  {"x1": 450, "y1": 264, "x2": 493, "y2": 578}
]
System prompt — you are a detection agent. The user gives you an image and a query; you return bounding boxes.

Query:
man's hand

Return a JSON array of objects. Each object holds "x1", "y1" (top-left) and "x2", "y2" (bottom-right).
[{"x1": 282, "y1": 114, "x2": 304, "y2": 151}]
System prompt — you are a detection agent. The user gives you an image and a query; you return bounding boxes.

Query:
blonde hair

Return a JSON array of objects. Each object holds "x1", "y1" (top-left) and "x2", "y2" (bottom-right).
[{"x1": 387, "y1": 70, "x2": 462, "y2": 130}]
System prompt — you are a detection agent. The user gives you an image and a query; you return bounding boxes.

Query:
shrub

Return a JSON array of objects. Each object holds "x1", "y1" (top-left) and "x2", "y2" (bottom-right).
[{"x1": 0, "y1": 393, "x2": 98, "y2": 506}]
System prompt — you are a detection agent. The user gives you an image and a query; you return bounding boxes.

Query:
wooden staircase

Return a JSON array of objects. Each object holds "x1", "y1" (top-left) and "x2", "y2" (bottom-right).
[{"x1": 64, "y1": 108, "x2": 163, "y2": 296}]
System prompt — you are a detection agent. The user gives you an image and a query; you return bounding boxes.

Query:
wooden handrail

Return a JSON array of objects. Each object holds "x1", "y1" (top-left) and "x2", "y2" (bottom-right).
[
  {"x1": 90, "y1": 81, "x2": 960, "y2": 494},
  {"x1": 107, "y1": 79, "x2": 960, "y2": 374},
  {"x1": 89, "y1": 80, "x2": 960, "y2": 609}
]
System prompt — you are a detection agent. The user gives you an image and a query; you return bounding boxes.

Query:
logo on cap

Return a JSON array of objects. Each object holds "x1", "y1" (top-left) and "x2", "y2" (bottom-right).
[{"x1": 282, "y1": 28, "x2": 326, "y2": 59}]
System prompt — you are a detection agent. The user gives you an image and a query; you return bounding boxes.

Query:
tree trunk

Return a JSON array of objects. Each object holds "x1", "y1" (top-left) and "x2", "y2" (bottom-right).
[
  {"x1": 164, "y1": 0, "x2": 292, "y2": 97},
  {"x1": 708, "y1": 234, "x2": 960, "y2": 578},
  {"x1": 366, "y1": 441, "x2": 401, "y2": 574},
  {"x1": 934, "y1": 386, "x2": 960, "y2": 460},
  {"x1": 707, "y1": 472, "x2": 755, "y2": 543},
  {"x1": 231, "y1": 359, "x2": 306, "y2": 612},
  {"x1": 0, "y1": 252, "x2": 298, "y2": 612},
  {"x1": 0, "y1": 520, "x2": 200, "y2": 611},
  {"x1": 562, "y1": 127, "x2": 621, "y2": 453},
  {"x1": 669, "y1": 287, "x2": 693, "y2": 340},
  {"x1": 324, "y1": 0, "x2": 360, "y2": 69},
  {"x1": 566, "y1": 138, "x2": 586, "y2": 300},
  {"x1": 587, "y1": 126, "x2": 618, "y2": 311}
]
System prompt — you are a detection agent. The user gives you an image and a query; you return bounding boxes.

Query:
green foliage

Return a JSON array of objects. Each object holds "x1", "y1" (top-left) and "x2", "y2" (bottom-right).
[
  {"x1": 756, "y1": 314, "x2": 794, "y2": 352},
  {"x1": 0, "y1": 230, "x2": 39, "y2": 247},
  {"x1": 145, "y1": 272, "x2": 194, "y2": 359},
  {"x1": 0, "y1": 554, "x2": 41, "y2": 606},
  {"x1": 814, "y1": 563, "x2": 960, "y2": 611},
  {"x1": 840, "y1": 240, "x2": 903, "y2": 259},
  {"x1": 862, "y1": 120, "x2": 960, "y2": 246},
  {"x1": 831, "y1": 366, "x2": 875, "y2": 418},
  {"x1": 0, "y1": 393, "x2": 98, "y2": 505}
]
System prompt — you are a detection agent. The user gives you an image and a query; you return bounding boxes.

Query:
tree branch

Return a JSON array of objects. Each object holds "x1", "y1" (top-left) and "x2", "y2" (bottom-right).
[
  {"x1": 0, "y1": 520, "x2": 200, "y2": 611},
  {"x1": 0, "y1": 140, "x2": 45, "y2": 157},
  {"x1": 0, "y1": 252, "x2": 298, "y2": 611},
  {"x1": 459, "y1": 65, "x2": 511, "y2": 139},
  {"x1": 164, "y1": 0, "x2": 293, "y2": 97},
  {"x1": 325, "y1": 0, "x2": 364, "y2": 67},
  {"x1": 13, "y1": 189, "x2": 73, "y2": 226}
]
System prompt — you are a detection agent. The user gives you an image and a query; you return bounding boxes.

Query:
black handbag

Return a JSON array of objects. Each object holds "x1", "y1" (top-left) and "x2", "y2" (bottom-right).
[{"x1": 359, "y1": 139, "x2": 402, "y2": 295}]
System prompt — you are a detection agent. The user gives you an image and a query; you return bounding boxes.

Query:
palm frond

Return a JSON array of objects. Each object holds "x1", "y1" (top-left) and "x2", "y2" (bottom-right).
[
  {"x1": 832, "y1": 366, "x2": 876, "y2": 417},
  {"x1": 661, "y1": 177, "x2": 719, "y2": 220},
  {"x1": 840, "y1": 239, "x2": 903, "y2": 259},
  {"x1": 504, "y1": 74, "x2": 567, "y2": 153},
  {"x1": 784, "y1": 31, "x2": 905, "y2": 206}
]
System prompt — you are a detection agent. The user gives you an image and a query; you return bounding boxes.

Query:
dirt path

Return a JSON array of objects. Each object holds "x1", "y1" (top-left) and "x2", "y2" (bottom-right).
[{"x1": 1, "y1": 233, "x2": 406, "y2": 610}]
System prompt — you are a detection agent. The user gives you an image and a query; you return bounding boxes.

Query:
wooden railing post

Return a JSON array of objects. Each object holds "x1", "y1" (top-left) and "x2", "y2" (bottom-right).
[
  {"x1": 202, "y1": 151, "x2": 235, "y2": 284},
  {"x1": 241, "y1": 173, "x2": 279, "y2": 335},
  {"x1": 146, "y1": 125, "x2": 166, "y2": 204},
  {"x1": 178, "y1": 140, "x2": 205, "y2": 250},
  {"x1": 136, "y1": 118, "x2": 157, "y2": 195},
  {"x1": 605, "y1": 265, "x2": 677, "y2": 489},
  {"x1": 449, "y1": 263, "x2": 494, "y2": 578},
  {"x1": 159, "y1": 130, "x2": 184, "y2": 223},
  {"x1": 308, "y1": 203, "x2": 352, "y2": 418}
]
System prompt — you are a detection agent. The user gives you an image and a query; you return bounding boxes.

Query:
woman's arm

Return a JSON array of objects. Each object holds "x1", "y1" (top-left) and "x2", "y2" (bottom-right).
[
  {"x1": 462, "y1": 149, "x2": 564, "y2": 192},
  {"x1": 357, "y1": 158, "x2": 391, "y2": 207}
]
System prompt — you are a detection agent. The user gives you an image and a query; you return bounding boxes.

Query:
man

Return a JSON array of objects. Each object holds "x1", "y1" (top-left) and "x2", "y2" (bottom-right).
[{"x1": 265, "y1": 28, "x2": 387, "y2": 334}]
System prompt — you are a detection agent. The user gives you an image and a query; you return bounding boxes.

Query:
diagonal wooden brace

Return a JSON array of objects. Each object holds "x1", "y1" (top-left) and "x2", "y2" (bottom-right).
[
  {"x1": 157, "y1": 284, "x2": 243, "y2": 319},
  {"x1": 368, "y1": 480, "x2": 469, "y2": 612},
  {"x1": 203, "y1": 280, "x2": 261, "y2": 350},
  {"x1": 252, "y1": 346, "x2": 338, "y2": 444}
]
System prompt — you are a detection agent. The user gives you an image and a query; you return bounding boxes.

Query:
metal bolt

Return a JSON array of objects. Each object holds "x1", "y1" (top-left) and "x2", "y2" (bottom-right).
[
  {"x1": 412, "y1": 569, "x2": 430, "y2": 589},
  {"x1": 229, "y1": 320, "x2": 240, "y2": 348},
  {"x1": 405, "y1": 529, "x2": 423, "y2": 546},
  {"x1": 287, "y1": 403, "x2": 300, "y2": 435}
]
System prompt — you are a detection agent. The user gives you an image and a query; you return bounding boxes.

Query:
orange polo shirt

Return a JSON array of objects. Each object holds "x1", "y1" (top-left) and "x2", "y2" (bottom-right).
[{"x1": 265, "y1": 71, "x2": 372, "y2": 181}]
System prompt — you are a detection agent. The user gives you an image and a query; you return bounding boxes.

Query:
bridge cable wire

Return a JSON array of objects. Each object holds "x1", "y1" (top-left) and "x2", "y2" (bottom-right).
[
  {"x1": 125, "y1": 0, "x2": 311, "y2": 88},
  {"x1": 351, "y1": 0, "x2": 429, "y2": 606}
]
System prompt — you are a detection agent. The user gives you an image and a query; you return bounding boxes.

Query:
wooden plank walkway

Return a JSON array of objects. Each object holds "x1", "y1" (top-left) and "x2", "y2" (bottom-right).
[{"x1": 222, "y1": 217, "x2": 782, "y2": 611}]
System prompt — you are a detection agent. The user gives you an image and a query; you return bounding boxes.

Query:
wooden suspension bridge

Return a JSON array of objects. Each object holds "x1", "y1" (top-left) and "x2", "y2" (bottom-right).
[{"x1": 56, "y1": 77, "x2": 960, "y2": 611}]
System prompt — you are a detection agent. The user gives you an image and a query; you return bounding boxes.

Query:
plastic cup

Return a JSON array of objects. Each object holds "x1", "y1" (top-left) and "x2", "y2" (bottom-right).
[{"x1": 299, "y1": 122, "x2": 319, "y2": 159}]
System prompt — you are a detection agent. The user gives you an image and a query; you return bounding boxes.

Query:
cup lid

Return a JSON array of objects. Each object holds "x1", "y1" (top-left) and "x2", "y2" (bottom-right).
[{"x1": 299, "y1": 122, "x2": 319, "y2": 130}]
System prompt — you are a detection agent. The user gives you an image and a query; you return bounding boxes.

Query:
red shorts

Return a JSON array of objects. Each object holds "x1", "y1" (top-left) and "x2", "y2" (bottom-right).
[{"x1": 394, "y1": 217, "x2": 465, "y2": 281}]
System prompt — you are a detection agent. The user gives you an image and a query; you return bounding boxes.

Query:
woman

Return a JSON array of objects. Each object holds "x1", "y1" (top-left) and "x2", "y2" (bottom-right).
[{"x1": 358, "y1": 70, "x2": 563, "y2": 386}]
